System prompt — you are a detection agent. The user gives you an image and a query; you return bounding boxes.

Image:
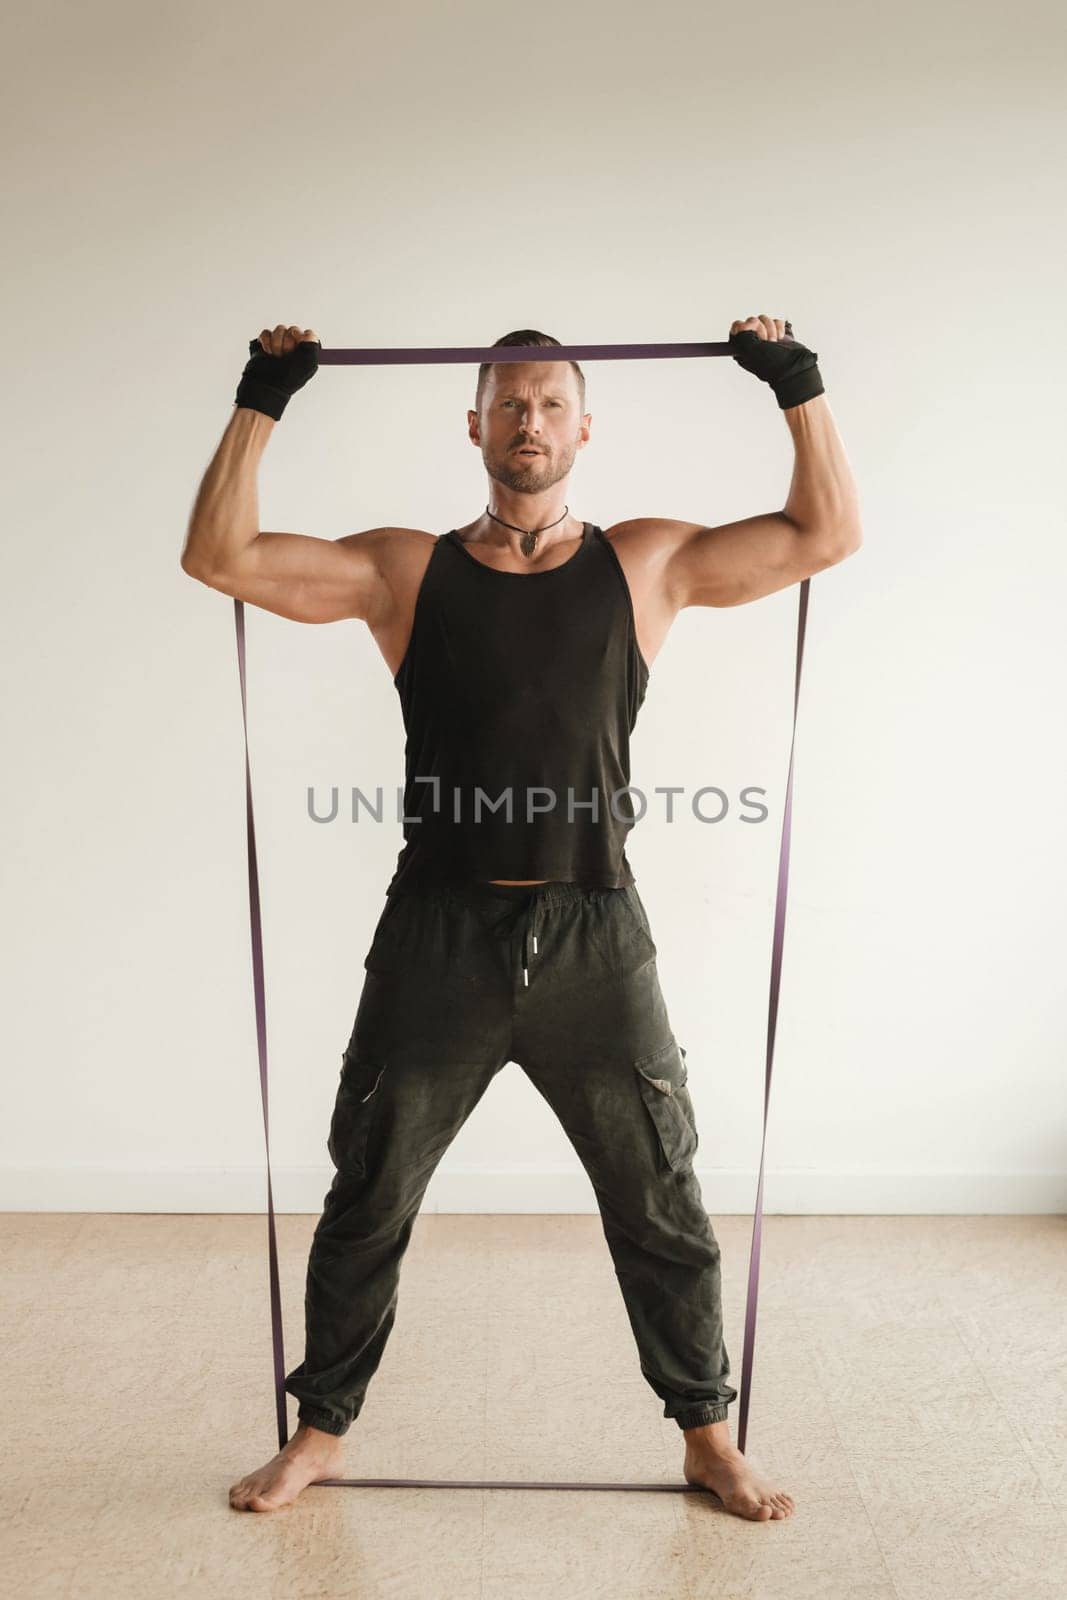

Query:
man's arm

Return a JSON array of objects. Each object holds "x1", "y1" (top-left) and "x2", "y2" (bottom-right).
[
  {"x1": 613, "y1": 393, "x2": 863, "y2": 611},
  {"x1": 180, "y1": 407, "x2": 402, "y2": 626}
]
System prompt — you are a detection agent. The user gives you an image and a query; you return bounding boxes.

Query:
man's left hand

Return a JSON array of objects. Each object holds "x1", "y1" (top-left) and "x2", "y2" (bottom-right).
[{"x1": 727, "y1": 313, "x2": 824, "y2": 411}]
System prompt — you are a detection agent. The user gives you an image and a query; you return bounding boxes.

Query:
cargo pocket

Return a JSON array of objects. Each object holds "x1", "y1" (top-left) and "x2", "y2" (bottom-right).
[
  {"x1": 634, "y1": 1040, "x2": 698, "y2": 1172},
  {"x1": 327, "y1": 1053, "x2": 389, "y2": 1176}
]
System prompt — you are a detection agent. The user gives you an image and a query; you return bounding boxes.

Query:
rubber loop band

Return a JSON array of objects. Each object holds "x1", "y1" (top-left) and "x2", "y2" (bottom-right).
[{"x1": 232, "y1": 338, "x2": 809, "y2": 1483}]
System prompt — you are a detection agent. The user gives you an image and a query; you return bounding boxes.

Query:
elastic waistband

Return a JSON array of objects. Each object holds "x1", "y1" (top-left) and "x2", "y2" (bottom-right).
[
  {"x1": 454, "y1": 879, "x2": 622, "y2": 908},
  {"x1": 424, "y1": 879, "x2": 629, "y2": 911}
]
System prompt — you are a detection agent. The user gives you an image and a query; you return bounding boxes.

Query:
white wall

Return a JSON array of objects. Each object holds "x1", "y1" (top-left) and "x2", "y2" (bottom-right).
[{"x1": 2, "y1": 0, "x2": 1063, "y2": 1213}]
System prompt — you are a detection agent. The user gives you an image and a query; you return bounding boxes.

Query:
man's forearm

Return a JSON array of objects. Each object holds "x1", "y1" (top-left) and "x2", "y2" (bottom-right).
[
  {"x1": 781, "y1": 393, "x2": 862, "y2": 543},
  {"x1": 180, "y1": 407, "x2": 276, "y2": 578}
]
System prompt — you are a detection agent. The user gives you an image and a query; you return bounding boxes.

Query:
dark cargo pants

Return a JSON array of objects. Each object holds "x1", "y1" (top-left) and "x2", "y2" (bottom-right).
[{"x1": 283, "y1": 879, "x2": 738, "y2": 1435}]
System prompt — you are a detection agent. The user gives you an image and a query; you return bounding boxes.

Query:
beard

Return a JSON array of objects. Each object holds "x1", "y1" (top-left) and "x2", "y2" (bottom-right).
[{"x1": 486, "y1": 441, "x2": 576, "y2": 495}]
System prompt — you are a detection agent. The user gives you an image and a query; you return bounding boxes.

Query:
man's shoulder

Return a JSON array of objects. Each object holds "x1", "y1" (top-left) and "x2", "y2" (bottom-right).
[
  {"x1": 342, "y1": 525, "x2": 438, "y2": 573},
  {"x1": 602, "y1": 517, "x2": 703, "y2": 547},
  {"x1": 601, "y1": 518, "x2": 705, "y2": 582},
  {"x1": 370, "y1": 528, "x2": 441, "y2": 596}
]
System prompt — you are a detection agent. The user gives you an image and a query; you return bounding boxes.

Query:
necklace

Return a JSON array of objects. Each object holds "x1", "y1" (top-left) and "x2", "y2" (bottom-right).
[{"x1": 485, "y1": 503, "x2": 570, "y2": 558}]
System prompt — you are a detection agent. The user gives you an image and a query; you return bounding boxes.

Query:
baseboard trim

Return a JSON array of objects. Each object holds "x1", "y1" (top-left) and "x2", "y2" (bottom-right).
[{"x1": 0, "y1": 1165, "x2": 1063, "y2": 1214}]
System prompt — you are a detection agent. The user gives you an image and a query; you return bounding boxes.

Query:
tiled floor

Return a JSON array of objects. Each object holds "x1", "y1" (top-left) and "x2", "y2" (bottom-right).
[{"x1": 2, "y1": 1212, "x2": 1064, "y2": 1598}]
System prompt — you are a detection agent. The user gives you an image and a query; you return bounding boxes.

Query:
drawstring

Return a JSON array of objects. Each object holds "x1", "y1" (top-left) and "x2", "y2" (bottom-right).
[
  {"x1": 483, "y1": 894, "x2": 541, "y2": 986},
  {"x1": 523, "y1": 925, "x2": 540, "y2": 987}
]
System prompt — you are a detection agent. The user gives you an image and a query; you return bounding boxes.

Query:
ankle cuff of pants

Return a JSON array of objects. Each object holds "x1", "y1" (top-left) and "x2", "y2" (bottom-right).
[
  {"x1": 675, "y1": 1403, "x2": 730, "y2": 1429},
  {"x1": 297, "y1": 1405, "x2": 351, "y2": 1437}
]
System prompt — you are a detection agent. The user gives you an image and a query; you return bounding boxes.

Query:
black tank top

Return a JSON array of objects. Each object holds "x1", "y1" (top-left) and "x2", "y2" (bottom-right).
[{"x1": 385, "y1": 522, "x2": 649, "y2": 894}]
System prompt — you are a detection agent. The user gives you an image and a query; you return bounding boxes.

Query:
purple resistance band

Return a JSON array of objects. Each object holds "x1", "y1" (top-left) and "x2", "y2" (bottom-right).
[{"x1": 232, "y1": 339, "x2": 809, "y2": 1489}]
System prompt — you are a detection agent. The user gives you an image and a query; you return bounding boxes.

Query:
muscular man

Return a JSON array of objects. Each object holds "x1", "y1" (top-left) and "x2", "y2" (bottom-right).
[{"x1": 182, "y1": 318, "x2": 861, "y2": 1520}]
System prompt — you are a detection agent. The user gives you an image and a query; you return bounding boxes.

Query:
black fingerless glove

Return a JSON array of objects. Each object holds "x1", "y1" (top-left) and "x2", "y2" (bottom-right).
[
  {"x1": 729, "y1": 327, "x2": 824, "y2": 411},
  {"x1": 234, "y1": 337, "x2": 321, "y2": 421}
]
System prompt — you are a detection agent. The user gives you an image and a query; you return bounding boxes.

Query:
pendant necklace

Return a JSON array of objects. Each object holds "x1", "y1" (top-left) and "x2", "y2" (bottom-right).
[{"x1": 485, "y1": 504, "x2": 570, "y2": 559}]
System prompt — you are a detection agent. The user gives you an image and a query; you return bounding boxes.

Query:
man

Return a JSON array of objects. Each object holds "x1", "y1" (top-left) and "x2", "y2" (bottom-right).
[{"x1": 182, "y1": 317, "x2": 861, "y2": 1520}]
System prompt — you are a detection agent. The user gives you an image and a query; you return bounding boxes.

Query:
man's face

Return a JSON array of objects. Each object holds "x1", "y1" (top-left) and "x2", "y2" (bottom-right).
[{"x1": 468, "y1": 361, "x2": 590, "y2": 494}]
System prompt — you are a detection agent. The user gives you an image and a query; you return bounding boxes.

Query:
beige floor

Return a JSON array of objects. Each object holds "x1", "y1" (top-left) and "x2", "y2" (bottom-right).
[{"x1": 2, "y1": 1211, "x2": 1065, "y2": 1600}]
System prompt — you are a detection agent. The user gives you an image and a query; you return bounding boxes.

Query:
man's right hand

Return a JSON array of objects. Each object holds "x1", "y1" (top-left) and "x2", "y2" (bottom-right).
[
  {"x1": 235, "y1": 323, "x2": 321, "y2": 421},
  {"x1": 186, "y1": 323, "x2": 430, "y2": 645}
]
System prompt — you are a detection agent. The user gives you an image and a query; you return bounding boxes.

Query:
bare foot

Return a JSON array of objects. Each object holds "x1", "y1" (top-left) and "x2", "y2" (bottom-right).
[
  {"x1": 683, "y1": 1422, "x2": 796, "y2": 1521},
  {"x1": 229, "y1": 1421, "x2": 346, "y2": 1512}
]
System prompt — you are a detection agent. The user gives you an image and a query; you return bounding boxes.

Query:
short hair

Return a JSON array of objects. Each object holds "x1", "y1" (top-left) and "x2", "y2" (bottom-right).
[{"x1": 475, "y1": 329, "x2": 586, "y2": 415}]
